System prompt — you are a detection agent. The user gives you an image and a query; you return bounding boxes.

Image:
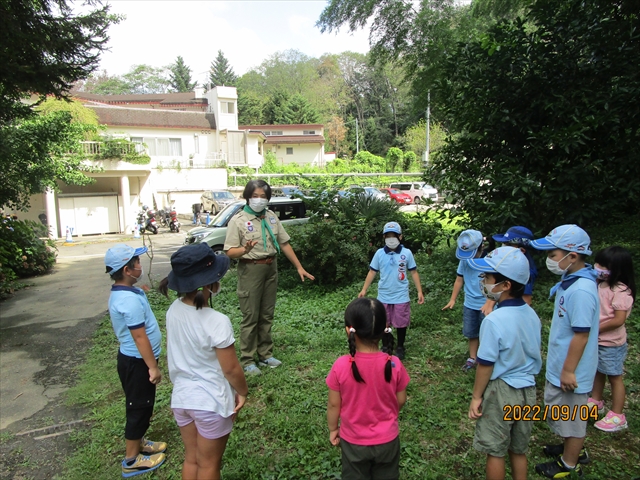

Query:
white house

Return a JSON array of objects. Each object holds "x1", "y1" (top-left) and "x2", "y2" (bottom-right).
[{"x1": 17, "y1": 87, "x2": 324, "y2": 238}]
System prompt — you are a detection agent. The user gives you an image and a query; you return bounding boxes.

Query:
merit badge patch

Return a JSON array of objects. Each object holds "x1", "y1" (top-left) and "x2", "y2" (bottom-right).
[
  {"x1": 269, "y1": 217, "x2": 276, "y2": 224},
  {"x1": 246, "y1": 221, "x2": 254, "y2": 232}
]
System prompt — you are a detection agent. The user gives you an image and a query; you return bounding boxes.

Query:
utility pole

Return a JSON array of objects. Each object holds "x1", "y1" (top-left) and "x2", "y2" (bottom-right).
[
  {"x1": 355, "y1": 118, "x2": 359, "y2": 153},
  {"x1": 425, "y1": 90, "x2": 431, "y2": 166}
]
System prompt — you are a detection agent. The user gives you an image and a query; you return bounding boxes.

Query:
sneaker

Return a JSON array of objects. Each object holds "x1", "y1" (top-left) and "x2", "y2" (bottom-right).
[
  {"x1": 461, "y1": 358, "x2": 476, "y2": 372},
  {"x1": 244, "y1": 364, "x2": 262, "y2": 376},
  {"x1": 258, "y1": 357, "x2": 282, "y2": 368},
  {"x1": 594, "y1": 410, "x2": 628, "y2": 432},
  {"x1": 535, "y1": 459, "x2": 583, "y2": 478},
  {"x1": 587, "y1": 397, "x2": 605, "y2": 415},
  {"x1": 122, "y1": 453, "x2": 166, "y2": 478},
  {"x1": 395, "y1": 346, "x2": 405, "y2": 361},
  {"x1": 543, "y1": 444, "x2": 590, "y2": 465},
  {"x1": 139, "y1": 438, "x2": 166, "y2": 455}
]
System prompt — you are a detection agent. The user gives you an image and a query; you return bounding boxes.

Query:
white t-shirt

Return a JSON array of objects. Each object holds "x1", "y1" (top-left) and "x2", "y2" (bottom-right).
[{"x1": 166, "y1": 299, "x2": 236, "y2": 417}]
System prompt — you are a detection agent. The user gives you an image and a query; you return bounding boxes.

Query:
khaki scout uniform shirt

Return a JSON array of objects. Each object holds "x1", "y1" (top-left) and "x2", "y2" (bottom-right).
[{"x1": 224, "y1": 208, "x2": 291, "y2": 260}]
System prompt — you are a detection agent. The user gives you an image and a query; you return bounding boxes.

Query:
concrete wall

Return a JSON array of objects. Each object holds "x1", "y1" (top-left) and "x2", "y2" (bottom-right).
[{"x1": 269, "y1": 143, "x2": 323, "y2": 166}]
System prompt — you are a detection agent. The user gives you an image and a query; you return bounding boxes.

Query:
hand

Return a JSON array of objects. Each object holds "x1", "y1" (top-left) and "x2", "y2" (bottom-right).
[
  {"x1": 140, "y1": 284, "x2": 150, "y2": 292},
  {"x1": 442, "y1": 300, "x2": 455, "y2": 310},
  {"x1": 149, "y1": 366, "x2": 162, "y2": 385},
  {"x1": 232, "y1": 393, "x2": 247, "y2": 421},
  {"x1": 298, "y1": 268, "x2": 315, "y2": 282},
  {"x1": 468, "y1": 397, "x2": 483, "y2": 420},
  {"x1": 480, "y1": 300, "x2": 495, "y2": 316},
  {"x1": 243, "y1": 240, "x2": 258, "y2": 254},
  {"x1": 358, "y1": 290, "x2": 366, "y2": 298},
  {"x1": 560, "y1": 369, "x2": 578, "y2": 392},
  {"x1": 417, "y1": 293, "x2": 425, "y2": 304},
  {"x1": 329, "y1": 428, "x2": 340, "y2": 446}
]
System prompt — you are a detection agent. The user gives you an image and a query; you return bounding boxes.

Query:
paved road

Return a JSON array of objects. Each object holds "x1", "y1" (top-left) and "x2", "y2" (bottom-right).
[{"x1": 0, "y1": 229, "x2": 189, "y2": 431}]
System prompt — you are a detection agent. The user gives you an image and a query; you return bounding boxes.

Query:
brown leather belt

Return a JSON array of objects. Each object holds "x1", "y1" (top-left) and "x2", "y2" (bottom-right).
[{"x1": 239, "y1": 256, "x2": 276, "y2": 265}]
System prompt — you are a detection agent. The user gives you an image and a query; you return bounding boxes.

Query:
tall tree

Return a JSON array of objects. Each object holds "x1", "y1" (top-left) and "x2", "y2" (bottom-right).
[
  {"x1": 288, "y1": 94, "x2": 321, "y2": 124},
  {"x1": 209, "y1": 50, "x2": 237, "y2": 87},
  {"x1": 79, "y1": 70, "x2": 131, "y2": 95},
  {"x1": 169, "y1": 56, "x2": 197, "y2": 92},
  {"x1": 0, "y1": 0, "x2": 119, "y2": 209},
  {"x1": 122, "y1": 64, "x2": 171, "y2": 94}
]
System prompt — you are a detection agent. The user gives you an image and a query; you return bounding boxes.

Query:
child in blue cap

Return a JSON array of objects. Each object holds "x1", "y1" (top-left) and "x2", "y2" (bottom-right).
[
  {"x1": 104, "y1": 244, "x2": 166, "y2": 477},
  {"x1": 467, "y1": 246, "x2": 542, "y2": 480},
  {"x1": 442, "y1": 229, "x2": 489, "y2": 371},
  {"x1": 492, "y1": 226, "x2": 538, "y2": 305},
  {"x1": 530, "y1": 225, "x2": 599, "y2": 479},
  {"x1": 359, "y1": 221, "x2": 424, "y2": 360}
]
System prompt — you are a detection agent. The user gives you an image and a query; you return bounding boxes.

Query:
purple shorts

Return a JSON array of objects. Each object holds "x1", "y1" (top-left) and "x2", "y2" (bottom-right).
[
  {"x1": 172, "y1": 408, "x2": 233, "y2": 440},
  {"x1": 383, "y1": 302, "x2": 411, "y2": 328}
]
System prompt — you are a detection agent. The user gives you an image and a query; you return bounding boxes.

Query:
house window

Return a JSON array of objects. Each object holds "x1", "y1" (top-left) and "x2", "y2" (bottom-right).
[
  {"x1": 262, "y1": 131, "x2": 270, "y2": 136},
  {"x1": 221, "y1": 101, "x2": 235, "y2": 114},
  {"x1": 303, "y1": 130, "x2": 316, "y2": 135},
  {"x1": 142, "y1": 137, "x2": 183, "y2": 156},
  {"x1": 258, "y1": 142, "x2": 262, "y2": 155},
  {"x1": 286, "y1": 147, "x2": 293, "y2": 155},
  {"x1": 194, "y1": 135, "x2": 199, "y2": 154},
  {"x1": 272, "y1": 131, "x2": 283, "y2": 135},
  {"x1": 130, "y1": 137, "x2": 146, "y2": 154}
]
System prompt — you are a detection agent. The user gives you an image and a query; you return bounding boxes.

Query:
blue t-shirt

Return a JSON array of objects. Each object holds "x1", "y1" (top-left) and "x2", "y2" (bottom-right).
[
  {"x1": 369, "y1": 245, "x2": 417, "y2": 304},
  {"x1": 108, "y1": 285, "x2": 162, "y2": 358},
  {"x1": 456, "y1": 260, "x2": 485, "y2": 310},
  {"x1": 523, "y1": 251, "x2": 538, "y2": 296},
  {"x1": 546, "y1": 268, "x2": 599, "y2": 394},
  {"x1": 477, "y1": 299, "x2": 542, "y2": 388}
]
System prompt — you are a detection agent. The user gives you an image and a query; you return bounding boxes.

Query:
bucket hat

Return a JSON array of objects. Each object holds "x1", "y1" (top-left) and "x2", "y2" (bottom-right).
[{"x1": 167, "y1": 243, "x2": 230, "y2": 293}]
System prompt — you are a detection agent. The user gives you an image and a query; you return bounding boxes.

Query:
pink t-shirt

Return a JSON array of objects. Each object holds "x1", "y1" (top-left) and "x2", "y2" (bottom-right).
[
  {"x1": 598, "y1": 282, "x2": 634, "y2": 346},
  {"x1": 326, "y1": 352, "x2": 410, "y2": 446}
]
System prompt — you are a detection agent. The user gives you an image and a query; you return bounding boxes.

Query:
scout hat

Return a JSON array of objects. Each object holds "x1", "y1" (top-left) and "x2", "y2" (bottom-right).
[
  {"x1": 167, "y1": 243, "x2": 230, "y2": 293},
  {"x1": 531, "y1": 224, "x2": 592, "y2": 255},
  {"x1": 468, "y1": 246, "x2": 530, "y2": 285},
  {"x1": 456, "y1": 229, "x2": 483, "y2": 259},
  {"x1": 105, "y1": 244, "x2": 147, "y2": 273}
]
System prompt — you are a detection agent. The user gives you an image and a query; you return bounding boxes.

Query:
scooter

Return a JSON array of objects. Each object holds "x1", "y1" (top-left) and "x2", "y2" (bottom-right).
[
  {"x1": 157, "y1": 208, "x2": 169, "y2": 228},
  {"x1": 137, "y1": 206, "x2": 158, "y2": 234},
  {"x1": 168, "y1": 208, "x2": 180, "y2": 233}
]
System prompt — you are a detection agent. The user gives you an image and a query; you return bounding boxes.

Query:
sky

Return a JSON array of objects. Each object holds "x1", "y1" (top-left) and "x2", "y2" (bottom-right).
[{"x1": 97, "y1": 1, "x2": 372, "y2": 83}]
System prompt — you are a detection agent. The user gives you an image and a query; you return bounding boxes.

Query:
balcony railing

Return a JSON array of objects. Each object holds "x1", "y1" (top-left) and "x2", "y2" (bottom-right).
[{"x1": 80, "y1": 141, "x2": 143, "y2": 156}]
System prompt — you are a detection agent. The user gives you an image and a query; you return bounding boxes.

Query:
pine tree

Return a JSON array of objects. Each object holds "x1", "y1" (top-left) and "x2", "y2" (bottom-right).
[
  {"x1": 209, "y1": 50, "x2": 237, "y2": 87},
  {"x1": 169, "y1": 56, "x2": 197, "y2": 92}
]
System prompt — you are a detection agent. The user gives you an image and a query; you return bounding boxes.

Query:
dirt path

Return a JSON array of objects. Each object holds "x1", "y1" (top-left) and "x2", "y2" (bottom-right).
[{"x1": 0, "y1": 231, "x2": 187, "y2": 479}]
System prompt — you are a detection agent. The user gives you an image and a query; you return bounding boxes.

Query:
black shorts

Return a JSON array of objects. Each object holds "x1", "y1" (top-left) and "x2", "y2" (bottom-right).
[
  {"x1": 117, "y1": 351, "x2": 157, "y2": 440},
  {"x1": 340, "y1": 436, "x2": 400, "y2": 480}
]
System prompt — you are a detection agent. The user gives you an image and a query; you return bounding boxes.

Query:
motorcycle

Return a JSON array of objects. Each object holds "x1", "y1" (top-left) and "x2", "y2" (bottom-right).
[
  {"x1": 168, "y1": 208, "x2": 180, "y2": 233},
  {"x1": 157, "y1": 209, "x2": 169, "y2": 228},
  {"x1": 137, "y1": 205, "x2": 158, "y2": 234}
]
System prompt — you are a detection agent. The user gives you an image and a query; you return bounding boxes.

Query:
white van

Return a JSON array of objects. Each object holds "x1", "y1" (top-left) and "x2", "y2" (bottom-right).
[{"x1": 388, "y1": 182, "x2": 437, "y2": 204}]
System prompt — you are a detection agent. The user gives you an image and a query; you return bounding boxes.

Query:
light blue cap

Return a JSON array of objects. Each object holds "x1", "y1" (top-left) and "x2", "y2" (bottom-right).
[
  {"x1": 468, "y1": 246, "x2": 530, "y2": 285},
  {"x1": 383, "y1": 222, "x2": 402, "y2": 234},
  {"x1": 530, "y1": 224, "x2": 592, "y2": 255},
  {"x1": 105, "y1": 244, "x2": 147, "y2": 273},
  {"x1": 456, "y1": 229, "x2": 483, "y2": 259}
]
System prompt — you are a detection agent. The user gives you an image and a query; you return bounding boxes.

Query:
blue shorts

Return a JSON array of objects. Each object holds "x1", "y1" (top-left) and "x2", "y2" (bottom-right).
[
  {"x1": 597, "y1": 344, "x2": 627, "y2": 376},
  {"x1": 462, "y1": 306, "x2": 485, "y2": 339}
]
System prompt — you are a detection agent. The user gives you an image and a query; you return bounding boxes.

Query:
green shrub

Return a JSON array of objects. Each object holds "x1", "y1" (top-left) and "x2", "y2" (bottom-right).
[
  {"x1": 401, "y1": 211, "x2": 449, "y2": 254},
  {"x1": 0, "y1": 220, "x2": 57, "y2": 295}
]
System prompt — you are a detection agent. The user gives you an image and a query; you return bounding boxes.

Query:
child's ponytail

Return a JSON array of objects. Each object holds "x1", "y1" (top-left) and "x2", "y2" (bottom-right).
[
  {"x1": 381, "y1": 327, "x2": 395, "y2": 383},
  {"x1": 348, "y1": 328, "x2": 365, "y2": 383}
]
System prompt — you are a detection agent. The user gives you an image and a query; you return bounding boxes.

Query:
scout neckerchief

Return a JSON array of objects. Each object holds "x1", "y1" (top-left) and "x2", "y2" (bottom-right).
[{"x1": 243, "y1": 205, "x2": 281, "y2": 254}]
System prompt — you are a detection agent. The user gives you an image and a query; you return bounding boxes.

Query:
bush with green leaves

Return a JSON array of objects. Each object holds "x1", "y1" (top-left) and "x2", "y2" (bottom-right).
[
  {"x1": 0, "y1": 219, "x2": 57, "y2": 295},
  {"x1": 386, "y1": 146, "x2": 403, "y2": 172}
]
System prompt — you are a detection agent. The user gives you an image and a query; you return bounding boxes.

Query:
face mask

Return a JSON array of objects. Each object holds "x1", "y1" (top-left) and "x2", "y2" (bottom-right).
[
  {"x1": 595, "y1": 267, "x2": 610, "y2": 280},
  {"x1": 128, "y1": 265, "x2": 143, "y2": 282},
  {"x1": 481, "y1": 280, "x2": 505, "y2": 301},
  {"x1": 546, "y1": 253, "x2": 571, "y2": 275},
  {"x1": 385, "y1": 237, "x2": 400, "y2": 250},
  {"x1": 249, "y1": 198, "x2": 269, "y2": 211}
]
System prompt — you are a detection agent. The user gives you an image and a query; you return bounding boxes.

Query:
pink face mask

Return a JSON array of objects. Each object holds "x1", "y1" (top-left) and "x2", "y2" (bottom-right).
[{"x1": 594, "y1": 267, "x2": 610, "y2": 280}]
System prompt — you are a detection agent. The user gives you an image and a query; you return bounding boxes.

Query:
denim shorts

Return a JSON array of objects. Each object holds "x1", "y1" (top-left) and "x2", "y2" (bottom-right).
[
  {"x1": 172, "y1": 408, "x2": 233, "y2": 440},
  {"x1": 462, "y1": 306, "x2": 485, "y2": 339},
  {"x1": 597, "y1": 343, "x2": 628, "y2": 376}
]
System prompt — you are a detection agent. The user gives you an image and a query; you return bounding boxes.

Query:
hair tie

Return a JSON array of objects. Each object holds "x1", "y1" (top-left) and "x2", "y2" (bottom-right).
[
  {"x1": 349, "y1": 327, "x2": 356, "y2": 333},
  {"x1": 349, "y1": 356, "x2": 355, "y2": 363},
  {"x1": 384, "y1": 327, "x2": 392, "y2": 334},
  {"x1": 387, "y1": 355, "x2": 392, "y2": 361}
]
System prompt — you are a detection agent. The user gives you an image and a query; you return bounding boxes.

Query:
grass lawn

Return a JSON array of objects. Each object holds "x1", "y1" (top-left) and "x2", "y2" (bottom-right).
[{"x1": 63, "y1": 219, "x2": 640, "y2": 479}]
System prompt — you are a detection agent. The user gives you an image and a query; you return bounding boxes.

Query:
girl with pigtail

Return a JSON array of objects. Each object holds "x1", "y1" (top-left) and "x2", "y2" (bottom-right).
[{"x1": 326, "y1": 297, "x2": 410, "y2": 480}]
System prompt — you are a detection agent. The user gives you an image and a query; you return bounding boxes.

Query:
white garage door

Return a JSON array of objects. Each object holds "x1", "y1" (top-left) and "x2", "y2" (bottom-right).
[{"x1": 58, "y1": 195, "x2": 120, "y2": 236}]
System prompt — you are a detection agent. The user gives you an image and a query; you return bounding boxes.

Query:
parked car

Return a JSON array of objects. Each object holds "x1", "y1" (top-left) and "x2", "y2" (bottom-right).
[
  {"x1": 379, "y1": 187, "x2": 412, "y2": 205},
  {"x1": 272, "y1": 186, "x2": 306, "y2": 198},
  {"x1": 185, "y1": 197, "x2": 309, "y2": 253},
  {"x1": 389, "y1": 182, "x2": 438, "y2": 204},
  {"x1": 348, "y1": 186, "x2": 387, "y2": 201},
  {"x1": 200, "y1": 190, "x2": 237, "y2": 214}
]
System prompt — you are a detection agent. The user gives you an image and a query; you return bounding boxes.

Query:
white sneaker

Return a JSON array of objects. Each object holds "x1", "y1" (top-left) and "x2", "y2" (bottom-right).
[{"x1": 258, "y1": 357, "x2": 282, "y2": 368}]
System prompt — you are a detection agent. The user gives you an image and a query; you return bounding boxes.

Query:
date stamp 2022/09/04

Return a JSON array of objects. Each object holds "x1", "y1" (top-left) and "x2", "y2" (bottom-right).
[{"x1": 503, "y1": 404, "x2": 599, "y2": 422}]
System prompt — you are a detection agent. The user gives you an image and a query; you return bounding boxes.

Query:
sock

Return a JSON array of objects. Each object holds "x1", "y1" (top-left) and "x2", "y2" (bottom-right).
[
  {"x1": 125, "y1": 456, "x2": 137, "y2": 466},
  {"x1": 560, "y1": 456, "x2": 576, "y2": 469},
  {"x1": 396, "y1": 327, "x2": 407, "y2": 348}
]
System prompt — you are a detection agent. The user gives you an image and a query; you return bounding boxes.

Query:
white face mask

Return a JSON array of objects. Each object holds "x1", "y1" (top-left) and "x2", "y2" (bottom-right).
[
  {"x1": 128, "y1": 265, "x2": 143, "y2": 282},
  {"x1": 210, "y1": 283, "x2": 221, "y2": 298},
  {"x1": 481, "y1": 279, "x2": 505, "y2": 301},
  {"x1": 385, "y1": 237, "x2": 400, "y2": 250},
  {"x1": 546, "y1": 253, "x2": 572, "y2": 275},
  {"x1": 249, "y1": 198, "x2": 269, "y2": 212}
]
